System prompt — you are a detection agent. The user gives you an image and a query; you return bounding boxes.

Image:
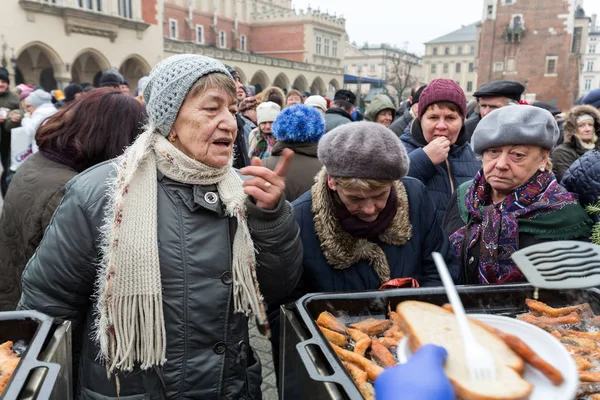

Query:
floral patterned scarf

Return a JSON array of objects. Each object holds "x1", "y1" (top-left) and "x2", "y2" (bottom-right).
[
  {"x1": 251, "y1": 131, "x2": 277, "y2": 159},
  {"x1": 449, "y1": 169, "x2": 578, "y2": 284}
]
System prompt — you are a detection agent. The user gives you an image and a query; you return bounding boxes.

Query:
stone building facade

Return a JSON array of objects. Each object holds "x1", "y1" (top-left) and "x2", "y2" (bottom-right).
[
  {"x1": 422, "y1": 23, "x2": 479, "y2": 99},
  {"x1": 163, "y1": 0, "x2": 345, "y2": 96},
  {"x1": 477, "y1": 0, "x2": 587, "y2": 110},
  {"x1": 1, "y1": 0, "x2": 163, "y2": 93}
]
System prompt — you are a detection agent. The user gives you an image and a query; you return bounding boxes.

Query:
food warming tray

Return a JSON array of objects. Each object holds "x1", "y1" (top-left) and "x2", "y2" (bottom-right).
[
  {"x1": 288, "y1": 284, "x2": 600, "y2": 400},
  {"x1": 0, "y1": 311, "x2": 62, "y2": 400}
]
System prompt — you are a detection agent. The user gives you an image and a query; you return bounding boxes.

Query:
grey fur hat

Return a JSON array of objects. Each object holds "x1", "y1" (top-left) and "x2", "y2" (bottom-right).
[
  {"x1": 143, "y1": 54, "x2": 232, "y2": 136},
  {"x1": 318, "y1": 121, "x2": 409, "y2": 180},
  {"x1": 471, "y1": 105, "x2": 560, "y2": 155}
]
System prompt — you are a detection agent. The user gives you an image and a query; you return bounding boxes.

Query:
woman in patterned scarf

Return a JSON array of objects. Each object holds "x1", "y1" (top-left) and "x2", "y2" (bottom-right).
[
  {"x1": 247, "y1": 101, "x2": 280, "y2": 159},
  {"x1": 443, "y1": 106, "x2": 592, "y2": 285}
]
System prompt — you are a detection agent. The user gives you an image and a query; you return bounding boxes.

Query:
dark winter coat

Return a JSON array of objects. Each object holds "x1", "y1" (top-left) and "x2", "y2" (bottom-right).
[
  {"x1": 324, "y1": 107, "x2": 353, "y2": 132},
  {"x1": 291, "y1": 175, "x2": 461, "y2": 295},
  {"x1": 18, "y1": 161, "x2": 303, "y2": 400},
  {"x1": 463, "y1": 114, "x2": 480, "y2": 143},
  {"x1": 0, "y1": 153, "x2": 77, "y2": 311},
  {"x1": 234, "y1": 113, "x2": 251, "y2": 169},
  {"x1": 389, "y1": 108, "x2": 414, "y2": 137},
  {"x1": 400, "y1": 120, "x2": 481, "y2": 226},
  {"x1": 0, "y1": 90, "x2": 20, "y2": 171},
  {"x1": 552, "y1": 105, "x2": 600, "y2": 182},
  {"x1": 562, "y1": 150, "x2": 600, "y2": 221},
  {"x1": 443, "y1": 180, "x2": 593, "y2": 284},
  {"x1": 263, "y1": 141, "x2": 322, "y2": 202}
]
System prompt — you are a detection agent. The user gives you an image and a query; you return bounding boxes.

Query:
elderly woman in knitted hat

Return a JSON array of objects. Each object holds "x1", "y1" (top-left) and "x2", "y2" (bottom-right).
[
  {"x1": 263, "y1": 104, "x2": 326, "y2": 201},
  {"x1": 18, "y1": 54, "x2": 303, "y2": 399},
  {"x1": 365, "y1": 94, "x2": 396, "y2": 127},
  {"x1": 291, "y1": 121, "x2": 460, "y2": 295},
  {"x1": 400, "y1": 78, "x2": 480, "y2": 225},
  {"x1": 551, "y1": 105, "x2": 600, "y2": 181},
  {"x1": 443, "y1": 106, "x2": 592, "y2": 285},
  {"x1": 248, "y1": 101, "x2": 281, "y2": 160}
]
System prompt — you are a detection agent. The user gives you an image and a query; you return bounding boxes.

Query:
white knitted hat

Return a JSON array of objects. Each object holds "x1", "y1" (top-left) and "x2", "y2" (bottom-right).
[
  {"x1": 304, "y1": 95, "x2": 327, "y2": 112},
  {"x1": 257, "y1": 101, "x2": 281, "y2": 124},
  {"x1": 25, "y1": 89, "x2": 52, "y2": 107},
  {"x1": 143, "y1": 54, "x2": 232, "y2": 136}
]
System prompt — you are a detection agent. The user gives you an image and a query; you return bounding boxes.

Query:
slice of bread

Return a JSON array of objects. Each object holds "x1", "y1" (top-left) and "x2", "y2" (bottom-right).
[{"x1": 396, "y1": 301, "x2": 533, "y2": 400}]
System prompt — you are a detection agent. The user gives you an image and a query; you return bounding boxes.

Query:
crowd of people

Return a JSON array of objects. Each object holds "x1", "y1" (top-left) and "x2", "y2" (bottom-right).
[{"x1": 0, "y1": 54, "x2": 599, "y2": 399}]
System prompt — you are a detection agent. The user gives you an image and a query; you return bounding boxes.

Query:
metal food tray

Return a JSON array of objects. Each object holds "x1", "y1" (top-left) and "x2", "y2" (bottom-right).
[
  {"x1": 293, "y1": 284, "x2": 600, "y2": 400},
  {"x1": 0, "y1": 311, "x2": 62, "y2": 400}
]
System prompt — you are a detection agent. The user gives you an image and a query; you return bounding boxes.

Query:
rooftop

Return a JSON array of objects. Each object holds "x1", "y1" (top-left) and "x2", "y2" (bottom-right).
[{"x1": 425, "y1": 22, "x2": 478, "y2": 45}]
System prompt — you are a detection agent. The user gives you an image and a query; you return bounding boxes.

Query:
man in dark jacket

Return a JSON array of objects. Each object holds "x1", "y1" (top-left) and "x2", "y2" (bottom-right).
[
  {"x1": 390, "y1": 85, "x2": 426, "y2": 137},
  {"x1": 324, "y1": 89, "x2": 355, "y2": 132},
  {"x1": 0, "y1": 67, "x2": 20, "y2": 197},
  {"x1": 464, "y1": 80, "x2": 525, "y2": 141}
]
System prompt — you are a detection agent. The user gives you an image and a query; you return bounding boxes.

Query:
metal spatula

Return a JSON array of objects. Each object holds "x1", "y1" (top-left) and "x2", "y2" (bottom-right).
[{"x1": 510, "y1": 241, "x2": 600, "y2": 289}]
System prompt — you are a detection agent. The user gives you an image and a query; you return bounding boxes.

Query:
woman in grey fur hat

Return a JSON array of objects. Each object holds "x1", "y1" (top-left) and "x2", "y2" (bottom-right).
[
  {"x1": 18, "y1": 54, "x2": 303, "y2": 399},
  {"x1": 443, "y1": 106, "x2": 592, "y2": 285}
]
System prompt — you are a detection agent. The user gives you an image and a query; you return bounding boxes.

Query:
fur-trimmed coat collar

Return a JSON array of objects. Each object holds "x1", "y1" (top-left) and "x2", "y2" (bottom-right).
[{"x1": 311, "y1": 168, "x2": 413, "y2": 283}]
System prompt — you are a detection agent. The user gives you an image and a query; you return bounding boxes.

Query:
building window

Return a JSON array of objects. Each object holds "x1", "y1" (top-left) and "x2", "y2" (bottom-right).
[
  {"x1": 470, "y1": 45, "x2": 475, "y2": 55},
  {"x1": 545, "y1": 55, "x2": 558, "y2": 74},
  {"x1": 455, "y1": 63, "x2": 461, "y2": 73},
  {"x1": 344, "y1": 65, "x2": 348, "y2": 73},
  {"x1": 219, "y1": 31, "x2": 227, "y2": 48},
  {"x1": 431, "y1": 64, "x2": 437, "y2": 74},
  {"x1": 504, "y1": 0, "x2": 513, "y2": 4},
  {"x1": 119, "y1": 0, "x2": 132, "y2": 18},
  {"x1": 572, "y1": 27, "x2": 583, "y2": 53},
  {"x1": 433, "y1": 47, "x2": 438, "y2": 55},
  {"x1": 591, "y1": 44, "x2": 597, "y2": 54},
  {"x1": 467, "y1": 81, "x2": 473, "y2": 92},
  {"x1": 240, "y1": 35, "x2": 247, "y2": 51},
  {"x1": 457, "y1": 46, "x2": 463, "y2": 55},
  {"x1": 445, "y1": 47, "x2": 450, "y2": 55},
  {"x1": 196, "y1": 25, "x2": 204, "y2": 44},
  {"x1": 79, "y1": 0, "x2": 102, "y2": 11},
  {"x1": 487, "y1": 4, "x2": 493, "y2": 17},
  {"x1": 332, "y1": 40, "x2": 338, "y2": 58},
  {"x1": 506, "y1": 57, "x2": 516, "y2": 72},
  {"x1": 443, "y1": 63, "x2": 449, "y2": 73},
  {"x1": 585, "y1": 78, "x2": 592, "y2": 91},
  {"x1": 316, "y1": 36, "x2": 322, "y2": 55},
  {"x1": 588, "y1": 61, "x2": 595, "y2": 72},
  {"x1": 493, "y1": 61, "x2": 504, "y2": 72},
  {"x1": 324, "y1": 38, "x2": 330, "y2": 57},
  {"x1": 370, "y1": 64, "x2": 376, "y2": 71},
  {"x1": 468, "y1": 62, "x2": 474, "y2": 72},
  {"x1": 169, "y1": 19, "x2": 178, "y2": 39}
]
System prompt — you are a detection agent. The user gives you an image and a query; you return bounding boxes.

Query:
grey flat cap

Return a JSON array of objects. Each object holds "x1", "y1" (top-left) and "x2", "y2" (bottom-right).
[
  {"x1": 471, "y1": 105, "x2": 559, "y2": 155},
  {"x1": 143, "y1": 54, "x2": 231, "y2": 136},
  {"x1": 318, "y1": 121, "x2": 409, "y2": 180}
]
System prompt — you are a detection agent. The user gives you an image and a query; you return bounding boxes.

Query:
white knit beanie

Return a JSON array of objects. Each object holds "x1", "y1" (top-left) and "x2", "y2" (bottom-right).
[
  {"x1": 25, "y1": 89, "x2": 52, "y2": 107},
  {"x1": 143, "y1": 54, "x2": 232, "y2": 136},
  {"x1": 257, "y1": 101, "x2": 281, "y2": 124},
  {"x1": 304, "y1": 95, "x2": 327, "y2": 112}
]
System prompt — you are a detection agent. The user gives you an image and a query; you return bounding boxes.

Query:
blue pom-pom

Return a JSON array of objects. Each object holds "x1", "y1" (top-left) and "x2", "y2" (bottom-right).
[{"x1": 272, "y1": 104, "x2": 326, "y2": 143}]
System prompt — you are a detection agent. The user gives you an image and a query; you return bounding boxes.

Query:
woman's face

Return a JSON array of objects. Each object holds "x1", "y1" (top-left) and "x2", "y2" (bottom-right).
[
  {"x1": 327, "y1": 176, "x2": 392, "y2": 223},
  {"x1": 576, "y1": 119, "x2": 595, "y2": 143},
  {"x1": 482, "y1": 145, "x2": 548, "y2": 197},
  {"x1": 286, "y1": 95, "x2": 302, "y2": 107},
  {"x1": 169, "y1": 87, "x2": 238, "y2": 168},
  {"x1": 421, "y1": 104, "x2": 463, "y2": 144},
  {"x1": 376, "y1": 109, "x2": 394, "y2": 127}
]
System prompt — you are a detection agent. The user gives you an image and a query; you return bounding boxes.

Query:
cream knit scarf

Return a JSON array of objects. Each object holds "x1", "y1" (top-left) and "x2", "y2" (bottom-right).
[{"x1": 94, "y1": 127, "x2": 267, "y2": 375}]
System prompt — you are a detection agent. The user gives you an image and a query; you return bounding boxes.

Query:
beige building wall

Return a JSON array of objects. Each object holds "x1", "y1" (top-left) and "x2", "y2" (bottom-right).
[
  {"x1": 1, "y1": 0, "x2": 163, "y2": 92},
  {"x1": 423, "y1": 41, "x2": 478, "y2": 98}
]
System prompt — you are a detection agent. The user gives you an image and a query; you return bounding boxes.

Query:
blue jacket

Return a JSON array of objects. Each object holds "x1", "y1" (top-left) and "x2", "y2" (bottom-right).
[
  {"x1": 562, "y1": 150, "x2": 600, "y2": 222},
  {"x1": 400, "y1": 120, "x2": 481, "y2": 226},
  {"x1": 291, "y1": 176, "x2": 460, "y2": 295}
]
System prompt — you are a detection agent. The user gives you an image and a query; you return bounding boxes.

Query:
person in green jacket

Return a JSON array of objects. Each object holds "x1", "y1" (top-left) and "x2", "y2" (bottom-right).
[{"x1": 365, "y1": 94, "x2": 396, "y2": 128}]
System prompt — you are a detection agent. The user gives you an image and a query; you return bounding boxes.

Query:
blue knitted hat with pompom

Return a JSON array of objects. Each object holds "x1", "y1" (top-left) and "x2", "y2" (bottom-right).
[{"x1": 272, "y1": 104, "x2": 326, "y2": 143}]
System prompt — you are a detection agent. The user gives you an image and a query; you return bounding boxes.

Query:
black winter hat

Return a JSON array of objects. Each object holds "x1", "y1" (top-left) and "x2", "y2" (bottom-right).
[
  {"x1": 64, "y1": 83, "x2": 83, "y2": 102},
  {"x1": 333, "y1": 89, "x2": 356, "y2": 105},
  {"x1": 99, "y1": 73, "x2": 121, "y2": 88},
  {"x1": 0, "y1": 67, "x2": 9, "y2": 84},
  {"x1": 411, "y1": 85, "x2": 427, "y2": 106}
]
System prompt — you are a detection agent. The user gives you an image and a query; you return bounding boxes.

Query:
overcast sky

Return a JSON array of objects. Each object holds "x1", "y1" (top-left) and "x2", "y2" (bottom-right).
[{"x1": 291, "y1": 0, "x2": 600, "y2": 56}]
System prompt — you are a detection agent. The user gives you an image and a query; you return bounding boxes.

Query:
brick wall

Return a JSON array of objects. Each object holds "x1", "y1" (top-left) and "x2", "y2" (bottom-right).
[
  {"x1": 164, "y1": 4, "x2": 252, "y2": 51},
  {"x1": 141, "y1": 0, "x2": 158, "y2": 25},
  {"x1": 249, "y1": 24, "x2": 305, "y2": 62},
  {"x1": 477, "y1": 0, "x2": 579, "y2": 110}
]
